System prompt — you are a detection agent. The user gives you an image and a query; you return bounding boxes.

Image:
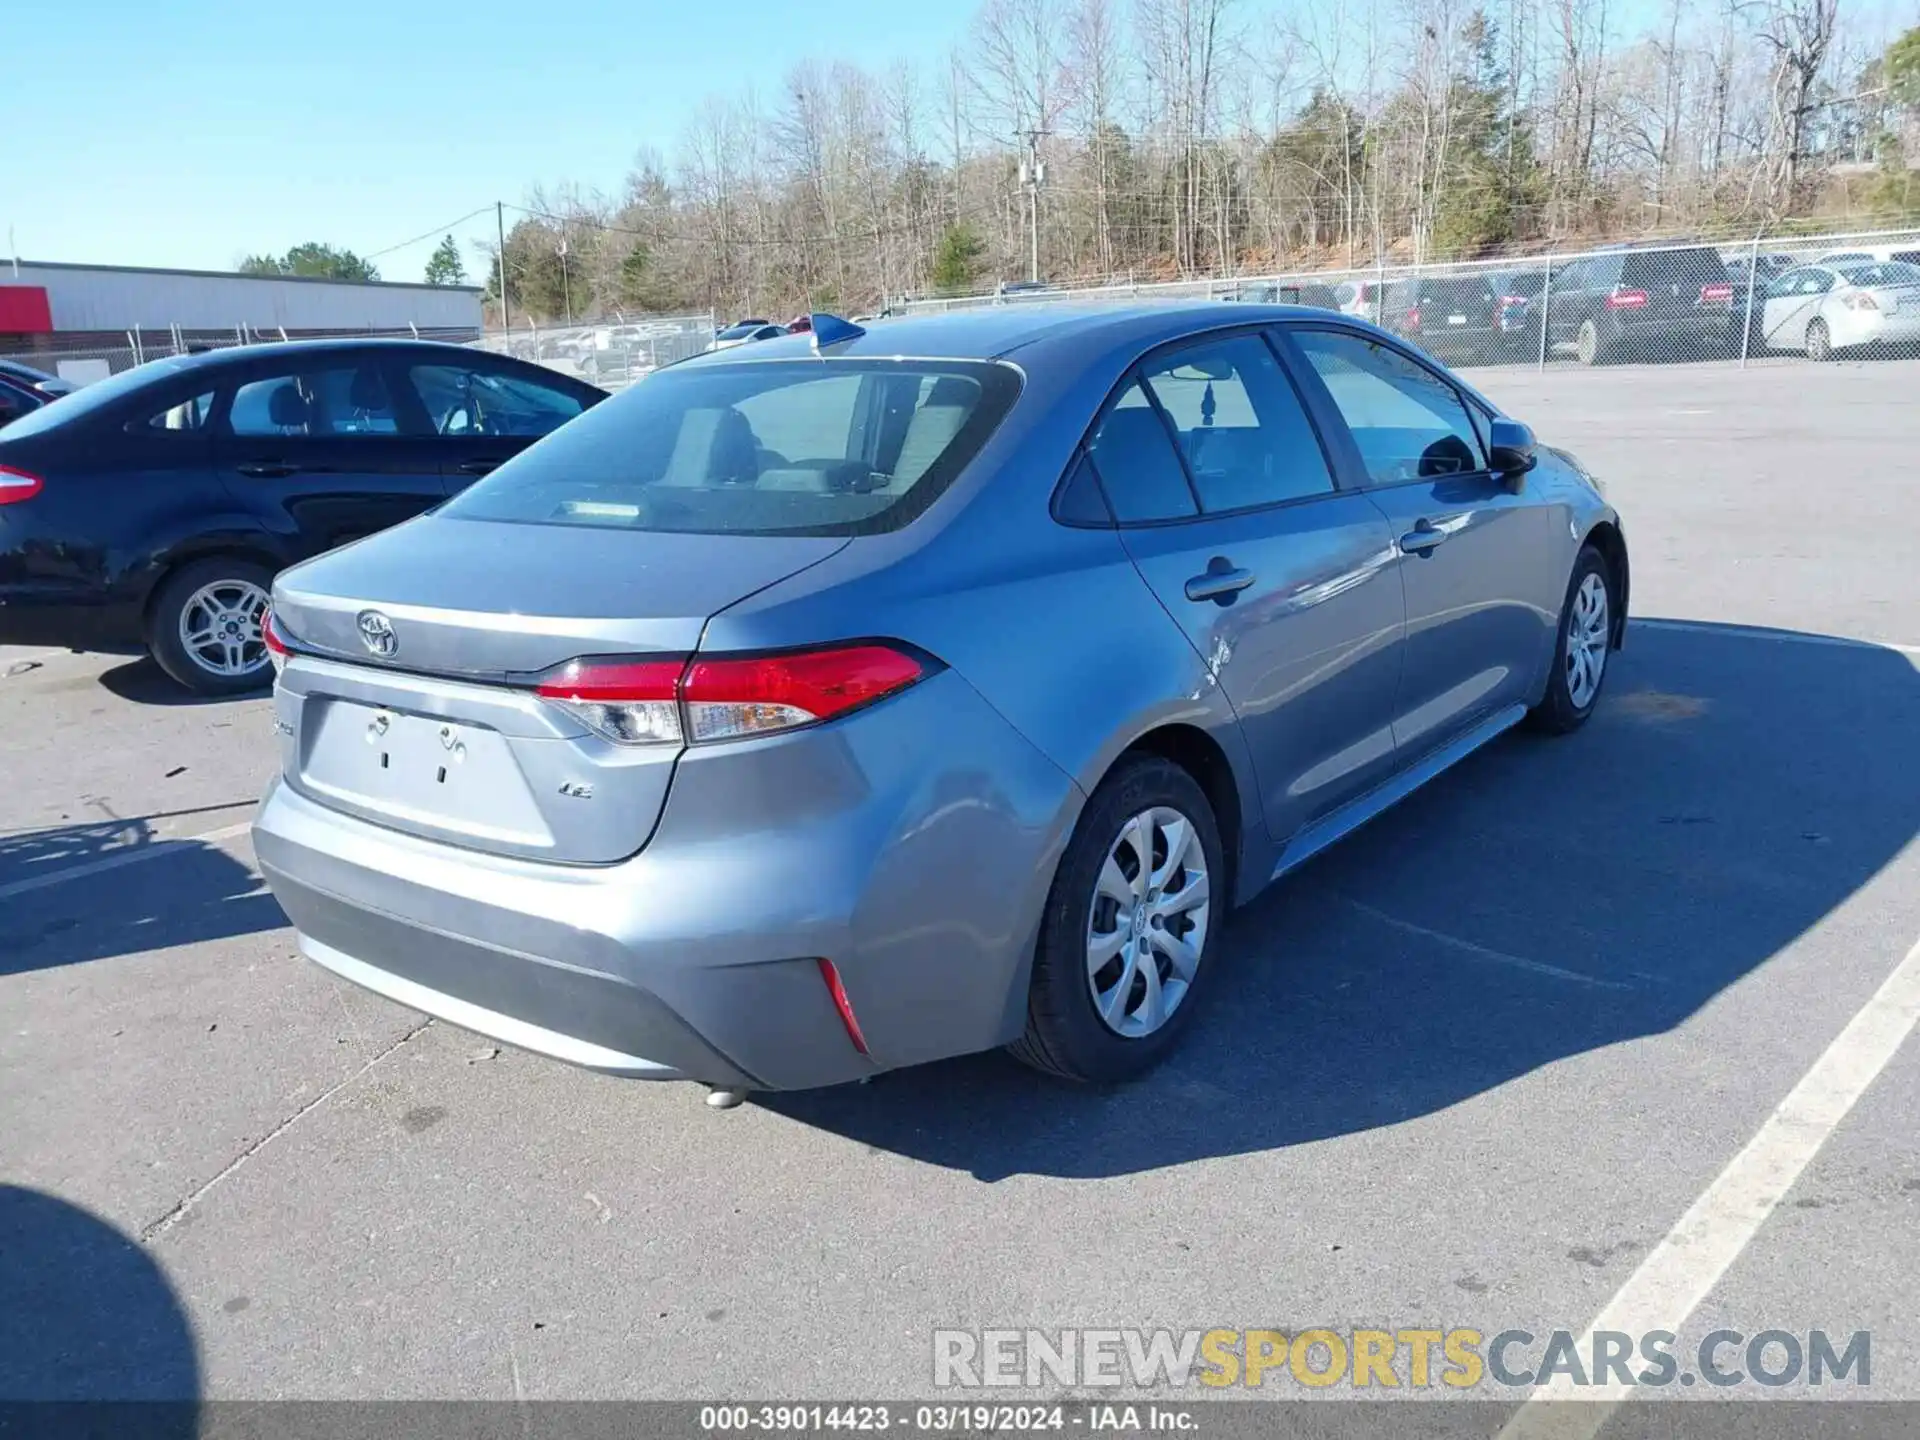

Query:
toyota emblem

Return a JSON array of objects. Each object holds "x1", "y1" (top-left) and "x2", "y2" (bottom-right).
[{"x1": 356, "y1": 610, "x2": 398, "y2": 658}]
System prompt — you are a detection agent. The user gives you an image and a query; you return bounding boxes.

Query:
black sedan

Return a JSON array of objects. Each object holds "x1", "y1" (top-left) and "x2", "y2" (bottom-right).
[{"x1": 0, "y1": 339, "x2": 605, "y2": 694}]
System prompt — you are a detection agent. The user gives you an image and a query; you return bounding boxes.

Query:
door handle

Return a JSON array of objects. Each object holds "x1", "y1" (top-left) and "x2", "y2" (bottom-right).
[
  {"x1": 236, "y1": 461, "x2": 298, "y2": 478},
  {"x1": 1184, "y1": 558, "x2": 1256, "y2": 604},
  {"x1": 1399, "y1": 521, "x2": 1449, "y2": 556},
  {"x1": 457, "y1": 459, "x2": 500, "y2": 476}
]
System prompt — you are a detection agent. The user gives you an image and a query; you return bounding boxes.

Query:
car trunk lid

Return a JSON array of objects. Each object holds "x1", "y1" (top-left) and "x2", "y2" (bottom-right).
[{"x1": 270, "y1": 514, "x2": 848, "y2": 863}]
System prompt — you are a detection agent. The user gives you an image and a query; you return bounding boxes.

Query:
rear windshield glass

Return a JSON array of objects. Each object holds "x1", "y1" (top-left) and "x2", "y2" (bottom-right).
[
  {"x1": 1622, "y1": 247, "x2": 1728, "y2": 288},
  {"x1": 439, "y1": 358, "x2": 1022, "y2": 536},
  {"x1": 0, "y1": 355, "x2": 196, "y2": 440}
]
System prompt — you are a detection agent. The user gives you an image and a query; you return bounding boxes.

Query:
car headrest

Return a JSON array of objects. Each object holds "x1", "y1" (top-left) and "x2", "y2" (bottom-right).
[
  {"x1": 348, "y1": 366, "x2": 389, "y2": 411},
  {"x1": 709, "y1": 407, "x2": 759, "y2": 485},
  {"x1": 1096, "y1": 406, "x2": 1172, "y2": 453},
  {"x1": 922, "y1": 376, "x2": 976, "y2": 408},
  {"x1": 267, "y1": 384, "x2": 308, "y2": 429}
]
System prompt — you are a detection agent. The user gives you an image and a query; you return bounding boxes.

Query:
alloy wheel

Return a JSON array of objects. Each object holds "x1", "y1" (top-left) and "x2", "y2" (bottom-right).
[
  {"x1": 1564, "y1": 571, "x2": 1611, "y2": 710},
  {"x1": 177, "y1": 579, "x2": 271, "y2": 679},
  {"x1": 1086, "y1": 805, "x2": 1211, "y2": 1039}
]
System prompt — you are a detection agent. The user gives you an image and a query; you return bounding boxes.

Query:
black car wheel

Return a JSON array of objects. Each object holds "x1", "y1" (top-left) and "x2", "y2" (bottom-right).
[
  {"x1": 1010, "y1": 755, "x2": 1225, "y2": 1084},
  {"x1": 1528, "y1": 545, "x2": 1615, "y2": 735},
  {"x1": 147, "y1": 557, "x2": 276, "y2": 696}
]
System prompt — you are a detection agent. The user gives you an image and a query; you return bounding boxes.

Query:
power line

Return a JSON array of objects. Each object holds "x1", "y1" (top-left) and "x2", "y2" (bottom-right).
[{"x1": 364, "y1": 206, "x2": 496, "y2": 262}]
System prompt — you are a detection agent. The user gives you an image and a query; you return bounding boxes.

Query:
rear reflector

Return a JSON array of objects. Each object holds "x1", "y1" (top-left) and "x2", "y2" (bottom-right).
[
  {"x1": 1607, "y1": 288, "x2": 1649, "y2": 310},
  {"x1": 0, "y1": 464, "x2": 43, "y2": 505},
  {"x1": 817, "y1": 958, "x2": 870, "y2": 1055},
  {"x1": 530, "y1": 643, "x2": 927, "y2": 746}
]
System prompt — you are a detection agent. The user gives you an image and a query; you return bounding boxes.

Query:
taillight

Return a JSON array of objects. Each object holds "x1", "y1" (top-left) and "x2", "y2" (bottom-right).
[
  {"x1": 535, "y1": 657, "x2": 686, "y2": 744},
  {"x1": 1607, "y1": 288, "x2": 1649, "y2": 310},
  {"x1": 263, "y1": 609, "x2": 291, "y2": 676},
  {"x1": 0, "y1": 464, "x2": 43, "y2": 504},
  {"x1": 1843, "y1": 292, "x2": 1880, "y2": 311},
  {"x1": 1500, "y1": 295, "x2": 1528, "y2": 307},
  {"x1": 1405, "y1": 307, "x2": 1422, "y2": 328},
  {"x1": 532, "y1": 643, "x2": 927, "y2": 746},
  {"x1": 1700, "y1": 283, "x2": 1734, "y2": 304}
]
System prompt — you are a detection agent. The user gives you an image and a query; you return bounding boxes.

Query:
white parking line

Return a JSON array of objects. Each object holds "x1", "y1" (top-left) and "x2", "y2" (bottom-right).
[
  {"x1": 0, "y1": 821, "x2": 254, "y2": 902},
  {"x1": 1631, "y1": 617, "x2": 1920, "y2": 657},
  {"x1": 1496, "y1": 931, "x2": 1920, "y2": 1438}
]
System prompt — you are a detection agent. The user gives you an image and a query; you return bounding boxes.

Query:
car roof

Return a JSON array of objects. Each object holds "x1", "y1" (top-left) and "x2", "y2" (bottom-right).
[
  {"x1": 143, "y1": 336, "x2": 504, "y2": 376},
  {"x1": 674, "y1": 302, "x2": 1351, "y2": 368}
]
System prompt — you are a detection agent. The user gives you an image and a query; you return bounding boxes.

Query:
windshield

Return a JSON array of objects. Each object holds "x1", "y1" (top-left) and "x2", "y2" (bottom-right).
[
  {"x1": 438, "y1": 358, "x2": 1022, "y2": 536},
  {"x1": 0, "y1": 355, "x2": 196, "y2": 441}
]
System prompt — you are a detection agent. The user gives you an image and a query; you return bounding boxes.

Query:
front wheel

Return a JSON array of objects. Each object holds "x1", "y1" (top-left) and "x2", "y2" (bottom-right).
[
  {"x1": 1805, "y1": 318, "x2": 1832, "y2": 362},
  {"x1": 1528, "y1": 545, "x2": 1615, "y2": 735},
  {"x1": 1009, "y1": 756, "x2": 1225, "y2": 1084},
  {"x1": 147, "y1": 558, "x2": 276, "y2": 696}
]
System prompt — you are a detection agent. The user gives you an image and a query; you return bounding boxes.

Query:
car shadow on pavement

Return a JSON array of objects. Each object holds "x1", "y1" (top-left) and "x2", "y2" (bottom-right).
[
  {"x1": 764, "y1": 620, "x2": 1920, "y2": 1180},
  {"x1": 0, "y1": 810, "x2": 282, "y2": 978},
  {"x1": 97, "y1": 656, "x2": 268, "y2": 707},
  {"x1": 0, "y1": 1184, "x2": 200, "y2": 1417}
]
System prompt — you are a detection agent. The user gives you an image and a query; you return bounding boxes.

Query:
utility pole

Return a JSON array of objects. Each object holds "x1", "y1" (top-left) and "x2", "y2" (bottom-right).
[
  {"x1": 558, "y1": 235, "x2": 572, "y2": 326},
  {"x1": 1017, "y1": 129, "x2": 1050, "y2": 284},
  {"x1": 496, "y1": 201, "x2": 511, "y2": 330}
]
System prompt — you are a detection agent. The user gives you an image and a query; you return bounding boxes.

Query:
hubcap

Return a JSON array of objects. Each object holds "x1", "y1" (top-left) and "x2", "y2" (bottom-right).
[
  {"x1": 1086, "y1": 805, "x2": 1211, "y2": 1039},
  {"x1": 178, "y1": 580, "x2": 270, "y2": 678},
  {"x1": 1564, "y1": 571, "x2": 1611, "y2": 710}
]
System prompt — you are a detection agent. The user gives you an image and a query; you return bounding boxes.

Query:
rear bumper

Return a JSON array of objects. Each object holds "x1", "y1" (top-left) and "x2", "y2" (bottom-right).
[
  {"x1": 1831, "y1": 311, "x2": 1920, "y2": 349},
  {"x1": 254, "y1": 669, "x2": 1083, "y2": 1091}
]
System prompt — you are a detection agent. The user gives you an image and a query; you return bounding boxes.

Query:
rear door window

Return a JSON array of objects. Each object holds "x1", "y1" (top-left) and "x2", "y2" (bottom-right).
[
  {"x1": 1085, "y1": 381, "x2": 1198, "y2": 523},
  {"x1": 228, "y1": 364, "x2": 413, "y2": 437}
]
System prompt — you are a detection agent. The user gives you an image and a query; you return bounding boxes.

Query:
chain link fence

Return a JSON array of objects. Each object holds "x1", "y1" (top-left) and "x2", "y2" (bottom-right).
[
  {"x1": 469, "y1": 314, "x2": 717, "y2": 391},
  {"x1": 896, "y1": 225, "x2": 1920, "y2": 372}
]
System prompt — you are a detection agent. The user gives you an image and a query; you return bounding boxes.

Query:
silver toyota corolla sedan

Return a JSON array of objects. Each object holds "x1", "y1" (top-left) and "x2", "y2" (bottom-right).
[{"x1": 254, "y1": 305, "x2": 1626, "y2": 1096}]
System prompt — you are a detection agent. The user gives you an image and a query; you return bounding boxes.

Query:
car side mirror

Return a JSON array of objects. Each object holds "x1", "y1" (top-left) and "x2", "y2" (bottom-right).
[{"x1": 1487, "y1": 418, "x2": 1537, "y2": 484}]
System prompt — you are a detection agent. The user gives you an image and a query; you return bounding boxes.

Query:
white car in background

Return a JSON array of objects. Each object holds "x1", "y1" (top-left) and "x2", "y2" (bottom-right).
[
  {"x1": 1814, "y1": 243, "x2": 1920, "y2": 267},
  {"x1": 1754, "y1": 261, "x2": 1920, "y2": 360}
]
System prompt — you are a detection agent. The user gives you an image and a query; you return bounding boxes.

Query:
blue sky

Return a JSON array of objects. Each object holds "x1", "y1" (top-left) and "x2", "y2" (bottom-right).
[{"x1": 10, "y1": 0, "x2": 963, "y2": 281}]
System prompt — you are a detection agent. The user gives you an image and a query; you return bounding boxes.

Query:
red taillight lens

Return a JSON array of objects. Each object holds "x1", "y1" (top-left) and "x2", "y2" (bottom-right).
[
  {"x1": 1843, "y1": 292, "x2": 1880, "y2": 311},
  {"x1": 1700, "y1": 283, "x2": 1734, "y2": 304},
  {"x1": 681, "y1": 644, "x2": 925, "y2": 742},
  {"x1": 534, "y1": 657, "x2": 686, "y2": 745},
  {"x1": 0, "y1": 464, "x2": 44, "y2": 504},
  {"x1": 1405, "y1": 307, "x2": 1422, "y2": 328},
  {"x1": 1500, "y1": 295, "x2": 1528, "y2": 307},
  {"x1": 531, "y1": 644, "x2": 926, "y2": 746},
  {"x1": 817, "y1": 958, "x2": 870, "y2": 1055},
  {"x1": 263, "y1": 609, "x2": 291, "y2": 675},
  {"x1": 1607, "y1": 288, "x2": 1649, "y2": 310}
]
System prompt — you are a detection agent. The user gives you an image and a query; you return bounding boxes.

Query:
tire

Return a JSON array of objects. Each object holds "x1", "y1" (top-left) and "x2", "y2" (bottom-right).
[
  {"x1": 1527, "y1": 544, "x2": 1615, "y2": 735},
  {"x1": 1576, "y1": 318, "x2": 1606, "y2": 366},
  {"x1": 1009, "y1": 755, "x2": 1226, "y2": 1084},
  {"x1": 1805, "y1": 318, "x2": 1831, "y2": 362},
  {"x1": 147, "y1": 557, "x2": 276, "y2": 696}
]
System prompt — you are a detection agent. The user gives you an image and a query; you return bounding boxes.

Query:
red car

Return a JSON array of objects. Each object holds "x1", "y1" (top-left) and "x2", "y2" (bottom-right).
[{"x1": 785, "y1": 315, "x2": 813, "y2": 334}]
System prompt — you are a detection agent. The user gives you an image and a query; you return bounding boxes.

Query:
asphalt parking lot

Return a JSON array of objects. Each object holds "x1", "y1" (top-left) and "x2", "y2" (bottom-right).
[{"x1": 3, "y1": 358, "x2": 1918, "y2": 1413}]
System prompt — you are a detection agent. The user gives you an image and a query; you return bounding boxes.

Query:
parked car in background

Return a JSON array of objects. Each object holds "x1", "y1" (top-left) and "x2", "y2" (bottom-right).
[
  {"x1": 0, "y1": 357, "x2": 78, "y2": 399},
  {"x1": 1380, "y1": 274, "x2": 1531, "y2": 363},
  {"x1": 709, "y1": 322, "x2": 788, "y2": 352},
  {"x1": 1751, "y1": 261, "x2": 1920, "y2": 360},
  {"x1": 1335, "y1": 279, "x2": 1386, "y2": 323},
  {"x1": 1814, "y1": 244, "x2": 1920, "y2": 268},
  {"x1": 785, "y1": 314, "x2": 815, "y2": 333},
  {"x1": 0, "y1": 339, "x2": 606, "y2": 693},
  {"x1": 1724, "y1": 253, "x2": 1798, "y2": 292},
  {"x1": 1544, "y1": 245, "x2": 1735, "y2": 363},
  {"x1": 253, "y1": 304, "x2": 1625, "y2": 1099},
  {"x1": 0, "y1": 374, "x2": 54, "y2": 428}
]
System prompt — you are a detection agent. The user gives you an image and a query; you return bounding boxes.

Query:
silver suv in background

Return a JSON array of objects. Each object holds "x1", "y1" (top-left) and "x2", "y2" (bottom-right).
[{"x1": 255, "y1": 306, "x2": 1626, "y2": 1097}]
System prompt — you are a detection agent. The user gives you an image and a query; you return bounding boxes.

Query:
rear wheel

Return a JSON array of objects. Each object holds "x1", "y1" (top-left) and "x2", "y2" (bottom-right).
[
  {"x1": 1010, "y1": 756, "x2": 1224, "y2": 1084},
  {"x1": 147, "y1": 558, "x2": 275, "y2": 696},
  {"x1": 1528, "y1": 545, "x2": 1614, "y2": 735},
  {"x1": 1576, "y1": 319, "x2": 1607, "y2": 366},
  {"x1": 1805, "y1": 318, "x2": 1832, "y2": 362}
]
